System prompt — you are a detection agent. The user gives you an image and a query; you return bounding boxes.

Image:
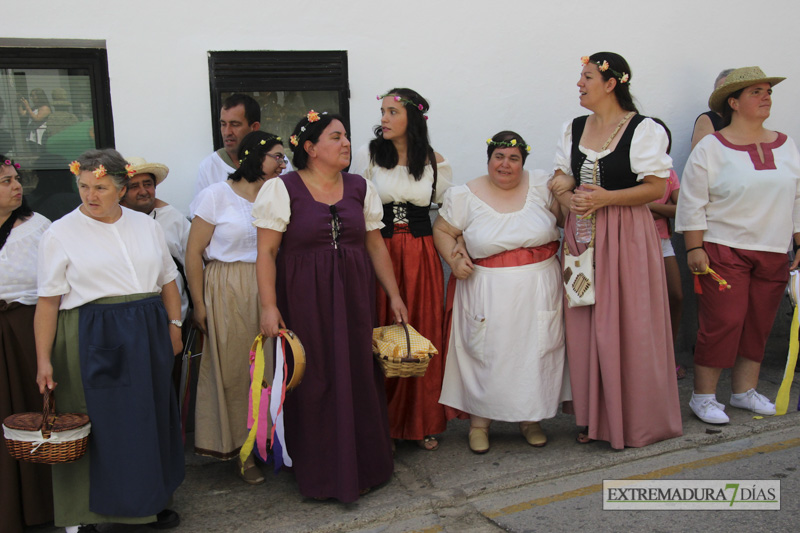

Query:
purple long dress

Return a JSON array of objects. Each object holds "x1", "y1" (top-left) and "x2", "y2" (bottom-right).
[{"x1": 276, "y1": 171, "x2": 393, "y2": 502}]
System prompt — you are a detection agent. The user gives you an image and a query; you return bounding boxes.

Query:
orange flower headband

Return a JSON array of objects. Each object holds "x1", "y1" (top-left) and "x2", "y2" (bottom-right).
[
  {"x1": 69, "y1": 160, "x2": 136, "y2": 179},
  {"x1": 581, "y1": 56, "x2": 629, "y2": 84},
  {"x1": 289, "y1": 110, "x2": 328, "y2": 147}
]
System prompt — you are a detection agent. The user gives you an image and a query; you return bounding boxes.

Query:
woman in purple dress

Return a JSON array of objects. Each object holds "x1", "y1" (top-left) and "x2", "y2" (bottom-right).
[{"x1": 253, "y1": 111, "x2": 408, "y2": 502}]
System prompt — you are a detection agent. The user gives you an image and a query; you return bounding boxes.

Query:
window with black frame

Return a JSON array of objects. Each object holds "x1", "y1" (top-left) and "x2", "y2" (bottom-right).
[
  {"x1": 0, "y1": 46, "x2": 114, "y2": 221},
  {"x1": 207, "y1": 51, "x2": 350, "y2": 151}
]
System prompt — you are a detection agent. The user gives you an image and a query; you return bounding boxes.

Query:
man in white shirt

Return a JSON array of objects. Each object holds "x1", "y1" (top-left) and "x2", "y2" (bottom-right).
[
  {"x1": 194, "y1": 93, "x2": 261, "y2": 198},
  {"x1": 122, "y1": 156, "x2": 191, "y2": 321}
]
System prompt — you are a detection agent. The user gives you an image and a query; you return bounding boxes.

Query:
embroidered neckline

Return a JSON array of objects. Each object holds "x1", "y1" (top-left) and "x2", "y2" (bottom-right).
[{"x1": 713, "y1": 131, "x2": 787, "y2": 171}]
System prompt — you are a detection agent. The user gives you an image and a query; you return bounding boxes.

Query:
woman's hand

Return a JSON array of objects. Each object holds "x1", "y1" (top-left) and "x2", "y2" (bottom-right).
[
  {"x1": 548, "y1": 173, "x2": 576, "y2": 196},
  {"x1": 192, "y1": 302, "x2": 208, "y2": 334},
  {"x1": 791, "y1": 252, "x2": 800, "y2": 271},
  {"x1": 36, "y1": 361, "x2": 56, "y2": 394},
  {"x1": 687, "y1": 248, "x2": 710, "y2": 273},
  {"x1": 571, "y1": 184, "x2": 612, "y2": 216},
  {"x1": 452, "y1": 237, "x2": 469, "y2": 261},
  {"x1": 451, "y1": 254, "x2": 475, "y2": 280},
  {"x1": 390, "y1": 295, "x2": 409, "y2": 325},
  {"x1": 260, "y1": 304, "x2": 285, "y2": 338},
  {"x1": 169, "y1": 325, "x2": 183, "y2": 356}
]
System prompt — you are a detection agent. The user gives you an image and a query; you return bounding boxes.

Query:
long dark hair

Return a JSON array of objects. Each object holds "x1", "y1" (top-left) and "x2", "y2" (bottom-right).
[
  {"x1": 369, "y1": 88, "x2": 433, "y2": 180},
  {"x1": 589, "y1": 52, "x2": 638, "y2": 113},
  {"x1": 1, "y1": 156, "x2": 33, "y2": 249}
]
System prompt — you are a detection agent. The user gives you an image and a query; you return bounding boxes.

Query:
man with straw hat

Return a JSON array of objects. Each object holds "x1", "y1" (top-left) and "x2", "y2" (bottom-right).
[{"x1": 122, "y1": 156, "x2": 191, "y2": 321}]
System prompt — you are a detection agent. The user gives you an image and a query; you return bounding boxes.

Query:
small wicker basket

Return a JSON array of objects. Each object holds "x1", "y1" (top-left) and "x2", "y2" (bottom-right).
[
  {"x1": 3, "y1": 389, "x2": 91, "y2": 464},
  {"x1": 373, "y1": 323, "x2": 433, "y2": 378}
]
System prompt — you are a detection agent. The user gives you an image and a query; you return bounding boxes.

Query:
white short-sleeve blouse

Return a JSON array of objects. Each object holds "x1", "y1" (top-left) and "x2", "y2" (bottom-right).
[
  {"x1": 439, "y1": 170, "x2": 559, "y2": 260},
  {"x1": 37, "y1": 207, "x2": 178, "y2": 310},
  {"x1": 553, "y1": 117, "x2": 672, "y2": 183},
  {"x1": 350, "y1": 144, "x2": 454, "y2": 206},
  {"x1": 190, "y1": 181, "x2": 258, "y2": 263},
  {"x1": 0, "y1": 212, "x2": 50, "y2": 305},
  {"x1": 675, "y1": 132, "x2": 800, "y2": 253},
  {"x1": 251, "y1": 173, "x2": 384, "y2": 233}
]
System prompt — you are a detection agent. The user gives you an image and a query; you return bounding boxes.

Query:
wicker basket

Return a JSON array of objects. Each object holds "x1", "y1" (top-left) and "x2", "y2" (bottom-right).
[
  {"x1": 3, "y1": 389, "x2": 91, "y2": 464},
  {"x1": 373, "y1": 323, "x2": 433, "y2": 378}
]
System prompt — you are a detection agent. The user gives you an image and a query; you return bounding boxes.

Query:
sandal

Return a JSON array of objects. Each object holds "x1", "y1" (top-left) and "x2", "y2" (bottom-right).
[
  {"x1": 416, "y1": 435, "x2": 439, "y2": 451},
  {"x1": 676, "y1": 365, "x2": 687, "y2": 380},
  {"x1": 468, "y1": 427, "x2": 489, "y2": 454},
  {"x1": 519, "y1": 422, "x2": 547, "y2": 447},
  {"x1": 576, "y1": 426, "x2": 594, "y2": 445}
]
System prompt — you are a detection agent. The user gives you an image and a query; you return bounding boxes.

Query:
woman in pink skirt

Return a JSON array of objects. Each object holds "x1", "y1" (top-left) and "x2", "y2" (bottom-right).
[{"x1": 549, "y1": 52, "x2": 682, "y2": 449}]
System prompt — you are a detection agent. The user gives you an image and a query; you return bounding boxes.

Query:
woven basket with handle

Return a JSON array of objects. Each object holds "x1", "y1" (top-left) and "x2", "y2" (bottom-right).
[
  {"x1": 3, "y1": 389, "x2": 90, "y2": 464},
  {"x1": 373, "y1": 322, "x2": 435, "y2": 378}
]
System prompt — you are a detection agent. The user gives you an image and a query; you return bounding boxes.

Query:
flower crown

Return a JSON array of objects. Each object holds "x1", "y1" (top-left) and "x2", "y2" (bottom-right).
[
  {"x1": 581, "y1": 56, "x2": 629, "y2": 84},
  {"x1": 486, "y1": 138, "x2": 532, "y2": 153},
  {"x1": 290, "y1": 110, "x2": 328, "y2": 147},
  {"x1": 377, "y1": 93, "x2": 428, "y2": 120},
  {"x1": 69, "y1": 160, "x2": 136, "y2": 179},
  {"x1": 2, "y1": 158, "x2": 21, "y2": 170},
  {"x1": 240, "y1": 136, "x2": 282, "y2": 163}
]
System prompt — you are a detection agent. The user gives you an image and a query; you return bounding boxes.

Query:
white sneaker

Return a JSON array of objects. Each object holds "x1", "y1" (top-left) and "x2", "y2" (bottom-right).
[
  {"x1": 689, "y1": 396, "x2": 729, "y2": 424},
  {"x1": 730, "y1": 389, "x2": 776, "y2": 415}
]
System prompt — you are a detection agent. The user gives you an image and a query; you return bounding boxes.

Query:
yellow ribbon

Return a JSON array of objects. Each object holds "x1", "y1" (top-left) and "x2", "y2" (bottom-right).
[
  {"x1": 775, "y1": 306, "x2": 799, "y2": 416},
  {"x1": 239, "y1": 335, "x2": 267, "y2": 471}
]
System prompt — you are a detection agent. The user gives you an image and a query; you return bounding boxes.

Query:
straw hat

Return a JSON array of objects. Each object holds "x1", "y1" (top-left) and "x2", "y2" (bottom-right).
[
  {"x1": 125, "y1": 156, "x2": 169, "y2": 185},
  {"x1": 708, "y1": 66, "x2": 785, "y2": 114}
]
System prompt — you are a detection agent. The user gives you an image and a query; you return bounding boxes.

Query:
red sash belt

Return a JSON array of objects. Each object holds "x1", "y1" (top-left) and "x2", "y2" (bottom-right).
[{"x1": 473, "y1": 241, "x2": 559, "y2": 268}]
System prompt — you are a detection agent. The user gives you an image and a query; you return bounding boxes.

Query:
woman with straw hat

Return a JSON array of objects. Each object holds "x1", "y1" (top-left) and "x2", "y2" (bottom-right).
[{"x1": 676, "y1": 66, "x2": 800, "y2": 424}]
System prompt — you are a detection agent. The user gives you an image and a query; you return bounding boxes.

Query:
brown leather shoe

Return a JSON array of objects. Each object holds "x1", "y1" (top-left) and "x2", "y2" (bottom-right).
[{"x1": 237, "y1": 454, "x2": 265, "y2": 485}]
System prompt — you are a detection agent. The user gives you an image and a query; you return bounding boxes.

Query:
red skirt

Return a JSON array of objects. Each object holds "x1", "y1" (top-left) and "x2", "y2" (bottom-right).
[{"x1": 377, "y1": 228, "x2": 447, "y2": 440}]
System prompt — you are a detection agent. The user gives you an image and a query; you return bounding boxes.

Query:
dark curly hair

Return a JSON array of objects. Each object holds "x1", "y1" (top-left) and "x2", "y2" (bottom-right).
[{"x1": 289, "y1": 112, "x2": 346, "y2": 170}]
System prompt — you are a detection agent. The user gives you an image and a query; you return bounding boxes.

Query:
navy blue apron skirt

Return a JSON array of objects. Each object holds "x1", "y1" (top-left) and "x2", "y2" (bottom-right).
[{"x1": 78, "y1": 295, "x2": 184, "y2": 516}]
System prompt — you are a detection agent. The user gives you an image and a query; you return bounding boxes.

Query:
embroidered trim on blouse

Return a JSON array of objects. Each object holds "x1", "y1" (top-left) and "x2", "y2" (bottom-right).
[{"x1": 713, "y1": 131, "x2": 787, "y2": 171}]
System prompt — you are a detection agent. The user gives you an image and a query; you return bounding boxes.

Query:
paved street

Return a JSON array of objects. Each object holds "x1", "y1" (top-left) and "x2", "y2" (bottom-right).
[{"x1": 27, "y1": 343, "x2": 799, "y2": 533}]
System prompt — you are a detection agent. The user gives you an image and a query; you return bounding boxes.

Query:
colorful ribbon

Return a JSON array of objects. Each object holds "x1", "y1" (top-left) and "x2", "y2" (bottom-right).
[
  {"x1": 692, "y1": 266, "x2": 732, "y2": 294},
  {"x1": 239, "y1": 336, "x2": 268, "y2": 471},
  {"x1": 776, "y1": 270, "x2": 800, "y2": 415},
  {"x1": 269, "y1": 335, "x2": 292, "y2": 469}
]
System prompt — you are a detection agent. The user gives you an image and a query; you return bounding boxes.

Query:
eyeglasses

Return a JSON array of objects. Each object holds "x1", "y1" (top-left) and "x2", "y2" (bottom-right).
[{"x1": 266, "y1": 152, "x2": 288, "y2": 165}]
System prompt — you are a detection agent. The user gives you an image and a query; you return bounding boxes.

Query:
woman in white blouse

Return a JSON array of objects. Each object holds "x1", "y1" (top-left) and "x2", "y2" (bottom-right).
[
  {"x1": 185, "y1": 131, "x2": 286, "y2": 484},
  {"x1": 676, "y1": 66, "x2": 800, "y2": 425},
  {"x1": 548, "y1": 52, "x2": 682, "y2": 449},
  {"x1": 34, "y1": 149, "x2": 183, "y2": 531},
  {"x1": 434, "y1": 131, "x2": 570, "y2": 454},
  {"x1": 350, "y1": 88, "x2": 452, "y2": 452},
  {"x1": 0, "y1": 157, "x2": 53, "y2": 533}
]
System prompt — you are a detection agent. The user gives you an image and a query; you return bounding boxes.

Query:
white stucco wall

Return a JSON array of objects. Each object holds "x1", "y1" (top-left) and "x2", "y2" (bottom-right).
[{"x1": 3, "y1": 0, "x2": 798, "y2": 214}]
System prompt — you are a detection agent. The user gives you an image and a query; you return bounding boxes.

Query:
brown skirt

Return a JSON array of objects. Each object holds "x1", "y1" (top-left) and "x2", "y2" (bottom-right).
[
  {"x1": 194, "y1": 261, "x2": 271, "y2": 459},
  {"x1": 0, "y1": 301, "x2": 54, "y2": 533}
]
